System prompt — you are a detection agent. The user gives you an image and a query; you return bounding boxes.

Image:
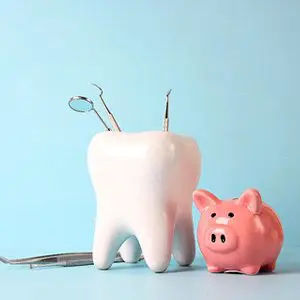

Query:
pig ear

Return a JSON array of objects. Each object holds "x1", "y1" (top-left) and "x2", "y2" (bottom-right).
[
  {"x1": 193, "y1": 189, "x2": 221, "y2": 212},
  {"x1": 235, "y1": 188, "x2": 262, "y2": 214}
]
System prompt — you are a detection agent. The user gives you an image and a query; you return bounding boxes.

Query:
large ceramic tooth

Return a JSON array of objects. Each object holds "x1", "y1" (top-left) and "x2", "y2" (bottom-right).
[{"x1": 87, "y1": 131, "x2": 201, "y2": 272}]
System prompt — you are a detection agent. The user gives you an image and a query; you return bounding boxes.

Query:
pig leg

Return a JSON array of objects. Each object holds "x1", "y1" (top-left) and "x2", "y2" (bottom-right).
[
  {"x1": 172, "y1": 214, "x2": 195, "y2": 266},
  {"x1": 261, "y1": 261, "x2": 276, "y2": 272},
  {"x1": 119, "y1": 236, "x2": 142, "y2": 263},
  {"x1": 207, "y1": 266, "x2": 224, "y2": 273},
  {"x1": 240, "y1": 265, "x2": 260, "y2": 275}
]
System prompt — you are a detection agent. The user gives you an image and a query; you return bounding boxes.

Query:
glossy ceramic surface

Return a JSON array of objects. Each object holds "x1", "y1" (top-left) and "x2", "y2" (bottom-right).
[
  {"x1": 193, "y1": 188, "x2": 284, "y2": 275},
  {"x1": 87, "y1": 131, "x2": 201, "y2": 272}
]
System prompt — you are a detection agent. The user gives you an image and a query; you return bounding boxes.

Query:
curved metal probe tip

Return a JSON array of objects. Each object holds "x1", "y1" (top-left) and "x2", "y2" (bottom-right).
[
  {"x1": 91, "y1": 83, "x2": 121, "y2": 131},
  {"x1": 166, "y1": 89, "x2": 172, "y2": 97},
  {"x1": 163, "y1": 89, "x2": 172, "y2": 131}
]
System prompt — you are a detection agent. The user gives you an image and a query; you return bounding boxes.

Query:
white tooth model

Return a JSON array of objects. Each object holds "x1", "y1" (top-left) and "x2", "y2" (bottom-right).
[{"x1": 87, "y1": 131, "x2": 201, "y2": 272}]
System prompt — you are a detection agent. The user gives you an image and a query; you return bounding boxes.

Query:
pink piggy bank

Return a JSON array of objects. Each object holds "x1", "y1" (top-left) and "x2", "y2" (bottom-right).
[{"x1": 193, "y1": 188, "x2": 284, "y2": 275}]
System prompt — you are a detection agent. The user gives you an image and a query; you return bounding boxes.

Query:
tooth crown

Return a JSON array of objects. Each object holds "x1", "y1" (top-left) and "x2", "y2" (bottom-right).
[{"x1": 87, "y1": 131, "x2": 201, "y2": 272}]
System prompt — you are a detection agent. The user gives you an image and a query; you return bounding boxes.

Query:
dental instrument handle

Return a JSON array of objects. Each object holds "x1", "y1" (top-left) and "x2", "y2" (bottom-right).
[
  {"x1": 163, "y1": 89, "x2": 171, "y2": 131},
  {"x1": 92, "y1": 109, "x2": 111, "y2": 131},
  {"x1": 109, "y1": 114, "x2": 121, "y2": 131},
  {"x1": 163, "y1": 118, "x2": 169, "y2": 131},
  {"x1": 91, "y1": 83, "x2": 121, "y2": 131}
]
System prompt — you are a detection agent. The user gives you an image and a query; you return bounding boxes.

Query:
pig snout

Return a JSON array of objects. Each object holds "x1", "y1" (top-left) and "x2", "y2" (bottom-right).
[{"x1": 205, "y1": 226, "x2": 237, "y2": 253}]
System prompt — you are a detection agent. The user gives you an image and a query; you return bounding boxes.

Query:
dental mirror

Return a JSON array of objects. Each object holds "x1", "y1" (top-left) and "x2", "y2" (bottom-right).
[{"x1": 68, "y1": 96, "x2": 111, "y2": 131}]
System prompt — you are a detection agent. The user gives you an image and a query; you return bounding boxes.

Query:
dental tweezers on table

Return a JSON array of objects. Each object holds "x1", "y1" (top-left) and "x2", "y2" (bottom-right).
[{"x1": 0, "y1": 252, "x2": 144, "y2": 268}]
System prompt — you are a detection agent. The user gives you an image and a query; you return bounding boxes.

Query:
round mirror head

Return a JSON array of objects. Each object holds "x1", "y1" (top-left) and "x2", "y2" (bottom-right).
[{"x1": 68, "y1": 96, "x2": 94, "y2": 113}]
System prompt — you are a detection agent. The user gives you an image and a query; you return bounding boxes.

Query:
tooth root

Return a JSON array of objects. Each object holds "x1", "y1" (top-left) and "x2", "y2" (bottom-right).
[
  {"x1": 92, "y1": 221, "x2": 127, "y2": 270},
  {"x1": 119, "y1": 236, "x2": 142, "y2": 263},
  {"x1": 172, "y1": 215, "x2": 195, "y2": 266},
  {"x1": 137, "y1": 214, "x2": 175, "y2": 273}
]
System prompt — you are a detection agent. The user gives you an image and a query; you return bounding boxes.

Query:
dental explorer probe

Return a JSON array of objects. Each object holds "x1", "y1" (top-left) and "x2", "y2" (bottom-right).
[
  {"x1": 163, "y1": 89, "x2": 172, "y2": 131},
  {"x1": 91, "y1": 83, "x2": 121, "y2": 132}
]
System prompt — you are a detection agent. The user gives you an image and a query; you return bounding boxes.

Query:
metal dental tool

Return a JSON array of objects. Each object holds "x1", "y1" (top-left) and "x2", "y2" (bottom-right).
[
  {"x1": 68, "y1": 95, "x2": 111, "y2": 131},
  {"x1": 91, "y1": 83, "x2": 121, "y2": 132},
  {"x1": 163, "y1": 89, "x2": 172, "y2": 131},
  {"x1": 0, "y1": 252, "x2": 93, "y2": 268},
  {"x1": 0, "y1": 252, "x2": 144, "y2": 269}
]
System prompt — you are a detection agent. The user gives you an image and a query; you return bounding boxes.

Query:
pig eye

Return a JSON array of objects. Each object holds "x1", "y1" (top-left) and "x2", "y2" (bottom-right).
[
  {"x1": 228, "y1": 212, "x2": 234, "y2": 218},
  {"x1": 211, "y1": 213, "x2": 216, "y2": 218}
]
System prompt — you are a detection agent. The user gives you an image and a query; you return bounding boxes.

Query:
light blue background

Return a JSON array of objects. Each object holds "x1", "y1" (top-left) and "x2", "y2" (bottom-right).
[{"x1": 1, "y1": 1, "x2": 300, "y2": 299}]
